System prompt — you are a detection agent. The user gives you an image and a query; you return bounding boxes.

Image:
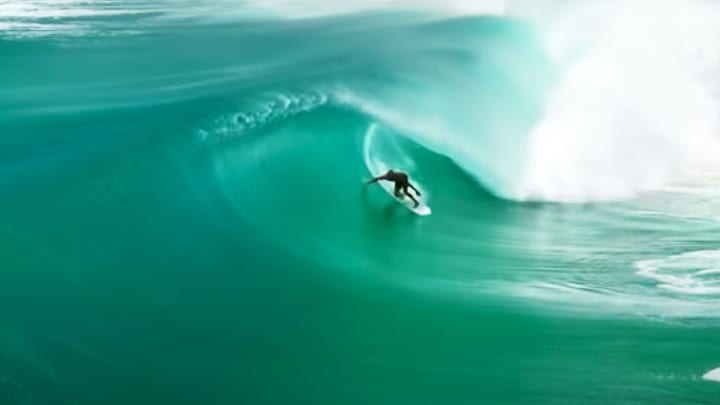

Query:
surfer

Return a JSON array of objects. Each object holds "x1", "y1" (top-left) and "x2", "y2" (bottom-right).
[{"x1": 365, "y1": 170, "x2": 421, "y2": 208}]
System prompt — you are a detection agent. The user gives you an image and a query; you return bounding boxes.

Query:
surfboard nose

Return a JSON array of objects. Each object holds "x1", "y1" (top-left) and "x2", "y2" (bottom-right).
[{"x1": 703, "y1": 367, "x2": 720, "y2": 382}]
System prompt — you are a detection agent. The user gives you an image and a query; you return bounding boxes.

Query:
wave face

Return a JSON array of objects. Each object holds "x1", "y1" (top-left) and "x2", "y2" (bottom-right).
[
  {"x1": 5, "y1": 0, "x2": 720, "y2": 202},
  {"x1": 3, "y1": 1, "x2": 720, "y2": 404}
]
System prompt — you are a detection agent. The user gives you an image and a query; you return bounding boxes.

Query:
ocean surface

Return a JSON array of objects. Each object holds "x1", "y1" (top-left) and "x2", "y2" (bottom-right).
[{"x1": 3, "y1": 0, "x2": 720, "y2": 403}]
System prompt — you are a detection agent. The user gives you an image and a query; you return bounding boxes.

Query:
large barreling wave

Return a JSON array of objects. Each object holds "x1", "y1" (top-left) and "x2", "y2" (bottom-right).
[
  {"x1": 184, "y1": 0, "x2": 720, "y2": 203},
  {"x1": 4, "y1": 0, "x2": 720, "y2": 203},
  {"x1": 4, "y1": 0, "x2": 720, "y2": 318}
]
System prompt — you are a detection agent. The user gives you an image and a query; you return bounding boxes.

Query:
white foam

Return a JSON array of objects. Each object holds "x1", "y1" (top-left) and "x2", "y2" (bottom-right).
[
  {"x1": 516, "y1": 0, "x2": 720, "y2": 202},
  {"x1": 0, "y1": 0, "x2": 158, "y2": 19},
  {"x1": 0, "y1": 0, "x2": 161, "y2": 37},
  {"x1": 636, "y1": 250, "x2": 720, "y2": 295},
  {"x1": 159, "y1": 0, "x2": 507, "y2": 20}
]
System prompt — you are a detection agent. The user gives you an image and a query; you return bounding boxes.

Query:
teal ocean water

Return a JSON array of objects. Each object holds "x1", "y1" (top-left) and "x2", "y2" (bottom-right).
[{"x1": 3, "y1": 1, "x2": 720, "y2": 403}]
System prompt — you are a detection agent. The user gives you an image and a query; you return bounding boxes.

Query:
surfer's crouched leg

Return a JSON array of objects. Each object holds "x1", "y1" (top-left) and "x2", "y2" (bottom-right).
[
  {"x1": 403, "y1": 186, "x2": 419, "y2": 207},
  {"x1": 406, "y1": 193, "x2": 419, "y2": 208},
  {"x1": 394, "y1": 185, "x2": 404, "y2": 199}
]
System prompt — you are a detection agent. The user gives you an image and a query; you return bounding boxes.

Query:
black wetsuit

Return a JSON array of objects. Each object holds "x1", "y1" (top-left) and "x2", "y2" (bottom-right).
[{"x1": 367, "y1": 170, "x2": 420, "y2": 207}]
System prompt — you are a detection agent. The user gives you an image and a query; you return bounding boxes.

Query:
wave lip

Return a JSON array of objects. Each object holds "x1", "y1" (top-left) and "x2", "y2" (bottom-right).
[{"x1": 330, "y1": 0, "x2": 720, "y2": 204}]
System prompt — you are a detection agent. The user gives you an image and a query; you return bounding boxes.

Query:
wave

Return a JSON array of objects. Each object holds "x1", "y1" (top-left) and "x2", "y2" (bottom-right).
[
  {"x1": 8, "y1": 1, "x2": 720, "y2": 203},
  {"x1": 343, "y1": 0, "x2": 720, "y2": 203},
  {"x1": 4, "y1": 5, "x2": 720, "y2": 403},
  {"x1": 197, "y1": 0, "x2": 720, "y2": 204},
  {"x1": 3, "y1": 0, "x2": 720, "y2": 327}
]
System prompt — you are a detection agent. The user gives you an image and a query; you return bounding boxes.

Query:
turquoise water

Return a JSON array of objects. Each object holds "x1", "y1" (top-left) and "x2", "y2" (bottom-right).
[{"x1": 2, "y1": 1, "x2": 720, "y2": 403}]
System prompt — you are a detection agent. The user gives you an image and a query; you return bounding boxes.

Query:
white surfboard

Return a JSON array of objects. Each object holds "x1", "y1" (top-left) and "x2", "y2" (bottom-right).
[
  {"x1": 703, "y1": 367, "x2": 720, "y2": 382},
  {"x1": 375, "y1": 176, "x2": 432, "y2": 216},
  {"x1": 363, "y1": 124, "x2": 432, "y2": 216}
]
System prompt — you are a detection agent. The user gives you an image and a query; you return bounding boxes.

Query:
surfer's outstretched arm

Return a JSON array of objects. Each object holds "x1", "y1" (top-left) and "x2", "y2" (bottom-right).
[{"x1": 365, "y1": 174, "x2": 388, "y2": 185}]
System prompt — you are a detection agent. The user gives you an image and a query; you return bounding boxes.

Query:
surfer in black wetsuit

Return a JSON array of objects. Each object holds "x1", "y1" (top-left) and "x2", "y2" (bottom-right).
[{"x1": 365, "y1": 170, "x2": 421, "y2": 208}]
